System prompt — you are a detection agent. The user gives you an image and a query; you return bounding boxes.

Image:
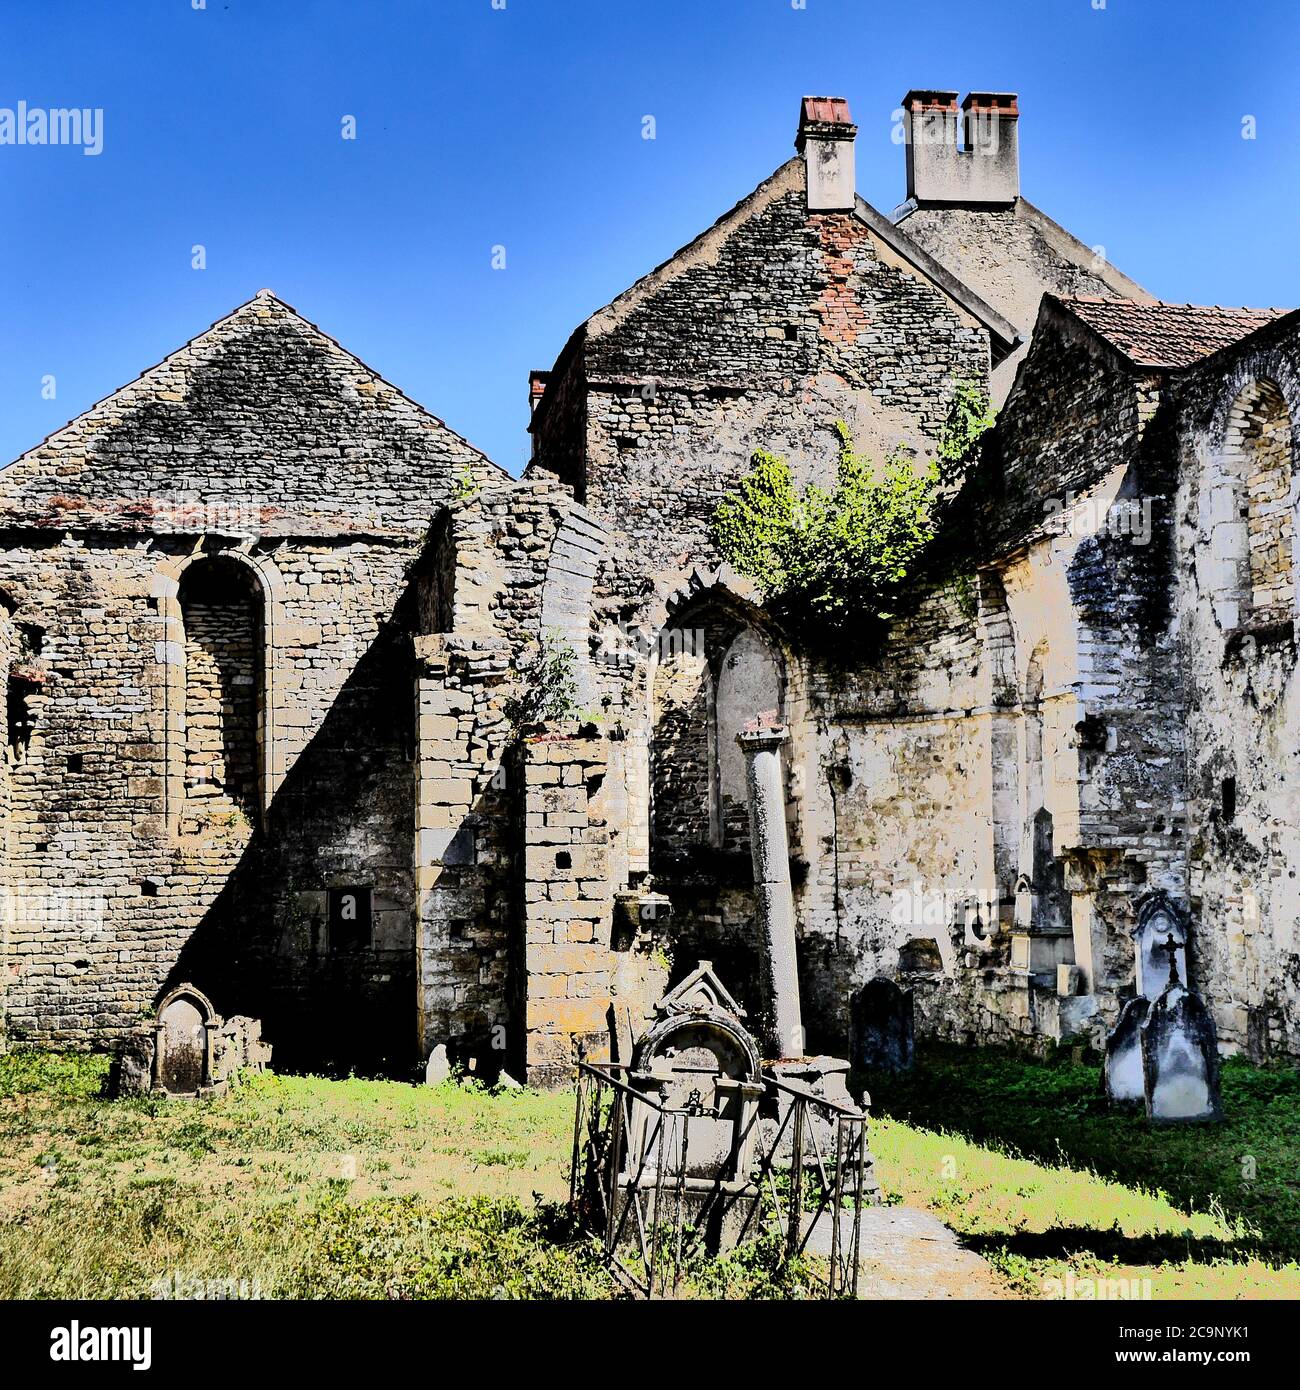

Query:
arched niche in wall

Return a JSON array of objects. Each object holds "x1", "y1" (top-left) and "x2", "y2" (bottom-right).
[
  {"x1": 649, "y1": 588, "x2": 787, "y2": 866},
  {"x1": 152, "y1": 547, "x2": 287, "y2": 833},
  {"x1": 714, "y1": 625, "x2": 784, "y2": 851},
  {"x1": 978, "y1": 567, "x2": 1020, "y2": 906},
  {"x1": 650, "y1": 627, "x2": 715, "y2": 857},
  {"x1": 1205, "y1": 378, "x2": 1295, "y2": 630},
  {"x1": 1023, "y1": 639, "x2": 1048, "y2": 824}
]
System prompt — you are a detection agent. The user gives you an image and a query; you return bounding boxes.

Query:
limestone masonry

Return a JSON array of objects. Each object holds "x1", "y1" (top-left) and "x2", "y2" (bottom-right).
[{"x1": 2, "y1": 91, "x2": 1297, "y2": 1078}]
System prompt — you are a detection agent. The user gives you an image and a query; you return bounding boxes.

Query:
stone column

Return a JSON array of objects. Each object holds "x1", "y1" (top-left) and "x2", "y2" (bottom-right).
[{"x1": 738, "y1": 727, "x2": 803, "y2": 1058}]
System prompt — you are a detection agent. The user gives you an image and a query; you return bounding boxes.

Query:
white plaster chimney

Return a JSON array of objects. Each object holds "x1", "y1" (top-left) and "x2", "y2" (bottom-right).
[
  {"x1": 902, "y1": 89, "x2": 1019, "y2": 207},
  {"x1": 796, "y1": 95, "x2": 857, "y2": 212}
]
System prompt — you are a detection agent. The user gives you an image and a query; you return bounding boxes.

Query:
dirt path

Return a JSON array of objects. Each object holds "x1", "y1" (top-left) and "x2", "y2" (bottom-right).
[{"x1": 804, "y1": 1205, "x2": 1012, "y2": 1299}]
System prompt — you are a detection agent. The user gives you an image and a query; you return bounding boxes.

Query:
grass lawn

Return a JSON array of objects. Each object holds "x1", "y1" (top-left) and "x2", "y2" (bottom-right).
[
  {"x1": 864, "y1": 1043, "x2": 1300, "y2": 1299},
  {"x1": 0, "y1": 1044, "x2": 1296, "y2": 1299}
]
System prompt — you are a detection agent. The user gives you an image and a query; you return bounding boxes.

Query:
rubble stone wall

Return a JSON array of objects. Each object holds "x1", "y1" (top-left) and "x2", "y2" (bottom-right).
[
  {"x1": 0, "y1": 293, "x2": 499, "y2": 1070},
  {"x1": 1177, "y1": 317, "x2": 1300, "y2": 1060}
]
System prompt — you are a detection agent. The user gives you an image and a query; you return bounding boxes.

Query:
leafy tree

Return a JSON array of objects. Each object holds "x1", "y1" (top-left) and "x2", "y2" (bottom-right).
[
  {"x1": 936, "y1": 380, "x2": 998, "y2": 488},
  {"x1": 710, "y1": 390, "x2": 994, "y2": 651}
]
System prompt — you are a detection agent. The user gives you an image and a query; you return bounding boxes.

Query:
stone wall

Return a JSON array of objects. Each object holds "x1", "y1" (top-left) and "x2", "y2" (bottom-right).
[
  {"x1": 412, "y1": 475, "x2": 614, "y2": 1079},
  {"x1": 0, "y1": 291, "x2": 500, "y2": 1070},
  {"x1": 518, "y1": 727, "x2": 613, "y2": 1086},
  {"x1": 1175, "y1": 315, "x2": 1300, "y2": 1060}
]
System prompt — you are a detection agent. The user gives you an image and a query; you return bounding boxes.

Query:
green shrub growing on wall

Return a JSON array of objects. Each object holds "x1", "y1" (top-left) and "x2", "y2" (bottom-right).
[
  {"x1": 710, "y1": 388, "x2": 994, "y2": 651},
  {"x1": 503, "y1": 629, "x2": 579, "y2": 729}
]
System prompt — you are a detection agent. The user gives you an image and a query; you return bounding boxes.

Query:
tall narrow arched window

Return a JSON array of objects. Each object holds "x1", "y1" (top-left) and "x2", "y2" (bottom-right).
[
  {"x1": 178, "y1": 556, "x2": 264, "y2": 820},
  {"x1": 714, "y1": 626, "x2": 783, "y2": 852},
  {"x1": 1209, "y1": 378, "x2": 1294, "y2": 629},
  {"x1": 1023, "y1": 641, "x2": 1047, "y2": 825}
]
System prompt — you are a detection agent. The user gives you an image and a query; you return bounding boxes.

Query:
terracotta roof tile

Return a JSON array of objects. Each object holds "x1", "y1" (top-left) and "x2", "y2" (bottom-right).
[
  {"x1": 800, "y1": 96, "x2": 853, "y2": 127},
  {"x1": 1059, "y1": 295, "x2": 1291, "y2": 370}
]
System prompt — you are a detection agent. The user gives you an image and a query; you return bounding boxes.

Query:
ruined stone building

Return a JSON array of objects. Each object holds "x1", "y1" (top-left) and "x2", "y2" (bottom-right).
[{"x1": 1, "y1": 91, "x2": 1297, "y2": 1079}]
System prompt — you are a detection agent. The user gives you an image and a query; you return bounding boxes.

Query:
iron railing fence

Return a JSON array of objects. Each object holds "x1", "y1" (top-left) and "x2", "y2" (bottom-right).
[{"x1": 571, "y1": 1060, "x2": 868, "y2": 1299}]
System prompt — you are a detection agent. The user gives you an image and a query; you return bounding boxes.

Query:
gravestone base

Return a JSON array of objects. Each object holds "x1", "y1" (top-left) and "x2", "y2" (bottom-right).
[
  {"x1": 762, "y1": 1056, "x2": 881, "y2": 1204},
  {"x1": 610, "y1": 1178, "x2": 764, "y2": 1257}
]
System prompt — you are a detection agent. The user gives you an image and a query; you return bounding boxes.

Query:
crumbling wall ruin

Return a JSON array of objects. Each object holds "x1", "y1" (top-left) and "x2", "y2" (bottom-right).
[
  {"x1": 1176, "y1": 317, "x2": 1300, "y2": 1060},
  {"x1": 0, "y1": 291, "x2": 500, "y2": 1072}
]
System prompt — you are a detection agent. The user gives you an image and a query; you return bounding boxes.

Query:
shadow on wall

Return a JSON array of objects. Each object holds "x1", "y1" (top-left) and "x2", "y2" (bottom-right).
[{"x1": 163, "y1": 599, "x2": 417, "y2": 1078}]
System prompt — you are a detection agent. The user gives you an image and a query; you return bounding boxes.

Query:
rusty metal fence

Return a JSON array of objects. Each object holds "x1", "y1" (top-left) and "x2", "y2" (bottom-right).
[{"x1": 570, "y1": 1060, "x2": 869, "y2": 1298}]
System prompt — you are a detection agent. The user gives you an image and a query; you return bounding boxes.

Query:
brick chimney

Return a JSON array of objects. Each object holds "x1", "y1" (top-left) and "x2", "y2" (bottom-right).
[
  {"x1": 796, "y1": 96, "x2": 857, "y2": 212},
  {"x1": 901, "y1": 90, "x2": 1019, "y2": 208}
]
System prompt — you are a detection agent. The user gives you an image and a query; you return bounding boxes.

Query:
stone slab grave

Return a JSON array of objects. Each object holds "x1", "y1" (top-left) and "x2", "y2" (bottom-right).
[
  {"x1": 1104, "y1": 996, "x2": 1149, "y2": 1105},
  {"x1": 1141, "y1": 945, "x2": 1222, "y2": 1123},
  {"x1": 850, "y1": 977, "x2": 914, "y2": 1071},
  {"x1": 113, "y1": 984, "x2": 271, "y2": 1098}
]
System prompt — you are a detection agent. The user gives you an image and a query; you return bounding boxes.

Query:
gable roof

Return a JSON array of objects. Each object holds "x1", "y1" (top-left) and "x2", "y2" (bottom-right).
[
  {"x1": 853, "y1": 195, "x2": 1020, "y2": 357},
  {"x1": 1058, "y1": 295, "x2": 1291, "y2": 371},
  {"x1": 537, "y1": 157, "x2": 1021, "y2": 408},
  {"x1": 0, "y1": 290, "x2": 506, "y2": 535},
  {"x1": 2, "y1": 289, "x2": 503, "y2": 484}
]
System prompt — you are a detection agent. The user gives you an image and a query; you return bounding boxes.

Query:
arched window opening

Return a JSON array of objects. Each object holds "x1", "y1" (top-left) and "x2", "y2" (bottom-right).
[
  {"x1": 714, "y1": 626, "x2": 784, "y2": 852},
  {"x1": 648, "y1": 603, "x2": 787, "y2": 868},
  {"x1": 178, "y1": 556, "x2": 264, "y2": 824},
  {"x1": 1211, "y1": 379, "x2": 1294, "y2": 628}
]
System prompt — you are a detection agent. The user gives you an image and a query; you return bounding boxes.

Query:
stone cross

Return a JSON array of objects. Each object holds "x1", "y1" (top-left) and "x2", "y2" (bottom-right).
[
  {"x1": 737, "y1": 726, "x2": 803, "y2": 1058},
  {"x1": 1157, "y1": 934, "x2": 1183, "y2": 991}
]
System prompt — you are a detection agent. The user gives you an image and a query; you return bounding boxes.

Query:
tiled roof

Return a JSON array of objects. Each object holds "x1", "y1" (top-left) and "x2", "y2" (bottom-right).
[{"x1": 1059, "y1": 295, "x2": 1291, "y2": 370}]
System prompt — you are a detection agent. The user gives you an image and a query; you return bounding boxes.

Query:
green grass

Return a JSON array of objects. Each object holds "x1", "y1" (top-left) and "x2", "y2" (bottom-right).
[
  {"x1": 862, "y1": 1043, "x2": 1300, "y2": 1299},
  {"x1": 0, "y1": 1052, "x2": 816, "y2": 1300},
  {"x1": 2, "y1": 1045, "x2": 1296, "y2": 1300}
]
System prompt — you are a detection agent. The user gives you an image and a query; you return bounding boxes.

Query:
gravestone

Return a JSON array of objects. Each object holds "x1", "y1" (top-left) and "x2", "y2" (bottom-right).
[
  {"x1": 1140, "y1": 941, "x2": 1222, "y2": 1123},
  {"x1": 1132, "y1": 891, "x2": 1189, "y2": 1001},
  {"x1": 629, "y1": 963, "x2": 764, "y2": 1182},
  {"x1": 112, "y1": 986, "x2": 270, "y2": 1098},
  {"x1": 156, "y1": 988, "x2": 215, "y2": 1094},
  {"x1": 1103, "y1": 997, "x2": 1150, "y2": 1105},
  {"x1": 850, "y1": 978, "x2": 914, "y2": 1071}
]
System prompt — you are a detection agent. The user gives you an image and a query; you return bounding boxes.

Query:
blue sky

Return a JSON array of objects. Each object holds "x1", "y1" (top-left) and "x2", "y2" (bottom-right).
[{"x1": 1, "y1": 0, "x2": 1297, "y2": 475}]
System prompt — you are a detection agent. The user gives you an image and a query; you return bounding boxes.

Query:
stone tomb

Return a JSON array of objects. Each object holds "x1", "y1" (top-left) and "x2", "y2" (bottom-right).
[
  {"x1": 626, "y1": 963, "x2": 764, "y2": 1184},
  {"x1": 850, "y1": 977, "x2": 914, "y2": 1071},
  {"x1": 1105, "y1": 931, "x2": 1223, "y2": 1122},
  {"x1": 113, "y1": 984, "x2": 271, "y2": 1098}
]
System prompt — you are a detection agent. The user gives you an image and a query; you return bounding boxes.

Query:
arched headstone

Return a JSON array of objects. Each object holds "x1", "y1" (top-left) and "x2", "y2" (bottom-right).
[
  {"x1": 628, "y1": 963, "x2": 763, "y2": 1181},
  {"x1": 154, "y1": 986, "x2": 217, "y2": 1095},
  {"x1": 1133, "y1": 892, "x2": 1189, "y2": 1001}
]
